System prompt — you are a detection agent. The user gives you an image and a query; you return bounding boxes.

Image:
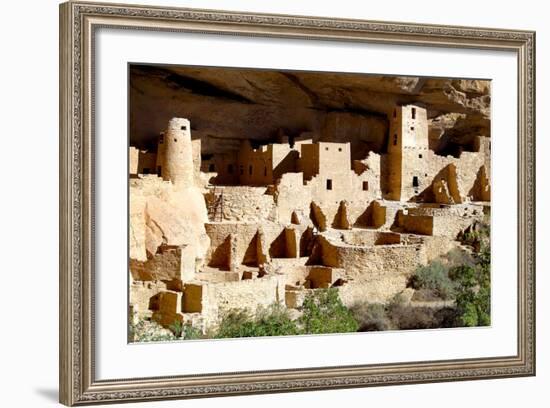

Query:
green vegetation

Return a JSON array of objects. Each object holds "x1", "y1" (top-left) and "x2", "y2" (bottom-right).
[
  {"x1": 169, "y1": 320, "x2": 204, "y2": 340},
  {"x1": 408, "y1": 219, "x2": 491, "y2": 327},
  {"x1": 297, "y1": 288, "x2": 359, "y2": 334},
  {"x1": 450, "y1": 224, "x2": 491, "y2": 326},
  {"x1": 215, "y1": 289, "x2": 357, "y2": 338},
  {"x1": 215, "y1": 304, "x2": 299, "y2": 338}
]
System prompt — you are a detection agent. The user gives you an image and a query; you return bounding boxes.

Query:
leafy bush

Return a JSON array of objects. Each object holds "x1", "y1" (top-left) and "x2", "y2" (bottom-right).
[
  {"x1": 450, "y1": 264, "x2": 490, "y2": 327},
  {"x1": 450, "y1": 220, "x2": 491, "y2": 327},
  {"x1": 215, "y1": 304, "x2": 299, "y2": 339},
  {"x1": 409, "y1": 261, "x2": 456, "y2": 300},
  {"x1": 298, "y1": 289, "x2": 359, "y2": 334}
]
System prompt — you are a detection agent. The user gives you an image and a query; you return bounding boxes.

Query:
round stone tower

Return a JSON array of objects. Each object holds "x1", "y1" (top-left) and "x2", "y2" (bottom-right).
[{"x1": 163, "y1": 118, "x2": 194, "y2": 188}]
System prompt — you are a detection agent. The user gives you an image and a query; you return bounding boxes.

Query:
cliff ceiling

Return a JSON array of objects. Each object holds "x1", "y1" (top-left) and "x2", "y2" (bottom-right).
[{"x1": 130, "y1": 64, "x2": 490, "y2": 156}]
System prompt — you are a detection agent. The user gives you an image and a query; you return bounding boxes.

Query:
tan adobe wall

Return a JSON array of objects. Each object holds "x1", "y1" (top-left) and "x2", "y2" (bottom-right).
[
  {"x1": 237, "y1": 141, "x2": 273, "y2": 186},
  {"x1": 340, "y1": 229, "x2": 402, "y2": 246},
  {"x1": 204, "y1": 221, "x2": 314, "y2": 270},
  {"x1": 129, "y1": 279, "x2": 168, "y2": 319},
  {"x1": 318, "y1": 236, "x2": 426, "y2": 303},
  {"x1": 432, "y1": 214, "x2": 483, "y2": 238},
  {"x1": 183, "y1": 276, "x2": 286, "y2": 327},
  {"x1": 273, "y1": 172, "x2": 312, "y2": 224},
  {"x1": 204, "y1": 186, "x2": 277, "y2": 222},
  {"x1": 191, "y1": 138, "x2": 202, "y2": 185},
  {"x1": 318, "y1": 236, "x2": 426, "y2": 281},
  {"x1": 129, "y1": 245, "x2": 183, "y2": 281},
  {"x1": 298, "y1": 143, "x2": 320, "y2": 181},
  {"x1": 129, "y1": 147, "x2": 157, "y2": 176},
  {"x1": 400, "y1": 213, "x2": 434, "y2": 235}
]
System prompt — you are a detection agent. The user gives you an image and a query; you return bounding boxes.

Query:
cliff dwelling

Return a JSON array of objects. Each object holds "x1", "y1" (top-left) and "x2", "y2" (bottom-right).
[{"x1": 128, "y1": 65, "x2": 491, "y2": 339}]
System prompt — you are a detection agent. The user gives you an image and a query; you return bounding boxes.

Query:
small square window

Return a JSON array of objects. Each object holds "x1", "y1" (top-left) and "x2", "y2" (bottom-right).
[
  {"x1": 326, "y1": 179, "x2": 333, "y2": 190},
  {"x1": 419, "y1": 154, "x2": 423, "y2": 158},
  {"x1": 410, "y1": 126, "x2": 414, "y2": 131},
  {"x1": 325, "y1": 147, "x2": 329, "y2": 151},
  {"x1": 338, "y1": 147, "x2": 342, "y2": 152},
  {"x1": 181, "y1": 125, "x2": 187, "y2": 131}
]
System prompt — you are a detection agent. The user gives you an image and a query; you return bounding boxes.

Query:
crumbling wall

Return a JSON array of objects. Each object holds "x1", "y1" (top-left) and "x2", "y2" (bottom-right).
[{"x1": 205, "y1": 222, "x2": 304, "y2": 268}]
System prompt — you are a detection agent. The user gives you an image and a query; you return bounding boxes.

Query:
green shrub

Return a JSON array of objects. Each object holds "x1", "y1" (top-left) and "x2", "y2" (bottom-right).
[
  {"x1": 215, "y1": 304, "x2": 299, "y2": 339},
  {"x1": 169, "y1": 320, "x2": 203, "y2": 340},
  {"x1": 450, "y1": 264, "x2": 491, "y2": 327},
  {"x1": 298, "y1": 289, "x2": 358, "y2": 334},
  {"x1": 409, "y1": 261, "x2": 456, "y2": 300}
]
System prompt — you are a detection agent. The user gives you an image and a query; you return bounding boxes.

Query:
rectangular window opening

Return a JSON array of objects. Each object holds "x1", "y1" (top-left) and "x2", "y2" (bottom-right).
[
  {"x1": 412, "y1": 107, "x2": 416, "y2": 119},
  {"x1": 362, "y1": 181, "x2": 369, "y2": 191},
  {"x1": 326, "y1": 179, "x2": 333, "y2": 190},
  {"x1": 412, "y1": 176, "x2": 419, "y2": 187}
]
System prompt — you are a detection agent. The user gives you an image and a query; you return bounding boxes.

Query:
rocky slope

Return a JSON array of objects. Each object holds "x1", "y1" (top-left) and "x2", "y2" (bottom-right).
[{"x1": 130, "y1": 64, "x2": 490, "y2": 157}]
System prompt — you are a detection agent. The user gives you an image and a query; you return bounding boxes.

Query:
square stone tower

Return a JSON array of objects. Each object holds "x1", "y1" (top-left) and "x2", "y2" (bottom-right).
[{"x1": 386, "y1": 104, "x2": 429, "y2": 201}]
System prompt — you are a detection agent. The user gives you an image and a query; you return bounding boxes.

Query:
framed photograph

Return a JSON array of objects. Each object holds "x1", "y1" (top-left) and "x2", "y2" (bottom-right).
[{"x1": 59, "y1": 1, "x2": 536, "y2": 405}]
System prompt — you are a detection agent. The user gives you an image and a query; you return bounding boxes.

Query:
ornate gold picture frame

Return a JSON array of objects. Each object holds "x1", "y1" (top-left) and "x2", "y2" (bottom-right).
[{"x1": 59, "y1": 1, "x2": 535, "y2": 405}]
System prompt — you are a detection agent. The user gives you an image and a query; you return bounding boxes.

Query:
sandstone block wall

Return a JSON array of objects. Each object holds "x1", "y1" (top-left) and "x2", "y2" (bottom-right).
[
  {"x1": 317, "y1": 236, "x2": 426, "y2": 303},
  {"x1": 205, "y1": 186, "x2": 277, "y2": 222}
]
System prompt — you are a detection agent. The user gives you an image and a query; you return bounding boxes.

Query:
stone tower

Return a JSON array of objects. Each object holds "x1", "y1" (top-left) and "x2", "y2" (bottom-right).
[
  {"x1": 386, "y1": 104, "x2": 429, "y2": 201},
  {"x1": 162, "y1": 118, "x2": 194, "y2": 188}
]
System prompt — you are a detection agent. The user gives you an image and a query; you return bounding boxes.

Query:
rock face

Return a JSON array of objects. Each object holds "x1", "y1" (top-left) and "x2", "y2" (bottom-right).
[
  {"x1": 130, "y1": 65, "x2": 490, "y2": 157},
  {"x1": 129, "y1": 176, "x2": 210, "y2": 281}
]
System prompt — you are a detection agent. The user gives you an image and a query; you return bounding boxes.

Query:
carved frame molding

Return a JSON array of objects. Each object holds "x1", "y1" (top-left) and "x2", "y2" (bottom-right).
[{"x1": 59, "y1": 1, "x2": 536, "y2": 405}]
